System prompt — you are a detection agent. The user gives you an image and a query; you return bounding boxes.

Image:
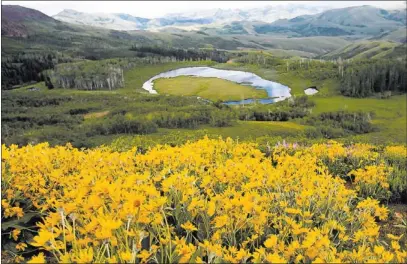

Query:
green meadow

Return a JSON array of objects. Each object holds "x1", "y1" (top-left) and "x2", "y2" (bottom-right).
[
  {"x1": 154, "y1": 76, "x2": 268, "y2": 101},
  {"x1": 2, "y1": 60, "x2": 406, "y2": 148}
]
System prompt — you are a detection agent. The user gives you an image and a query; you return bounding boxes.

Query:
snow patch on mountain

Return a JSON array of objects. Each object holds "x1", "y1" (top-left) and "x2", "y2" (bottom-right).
[{"x1": 53, "y1": 4, "x2": 331, "y2": 31}]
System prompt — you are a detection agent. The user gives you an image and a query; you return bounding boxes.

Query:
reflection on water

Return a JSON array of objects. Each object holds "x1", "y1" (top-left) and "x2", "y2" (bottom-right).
[
  {"x1": 223, "y1": 98, "x2": 283, "y2": 105},
  {"x1": 142, "y1": 67, "x2": 292, "y2": 104}
]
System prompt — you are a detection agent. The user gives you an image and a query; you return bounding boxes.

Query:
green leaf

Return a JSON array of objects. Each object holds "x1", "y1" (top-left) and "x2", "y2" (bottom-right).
[
  {"x1": 1, "y1": 212, "x2": 40, "y2": 231},
  {"x1": 3, "y1": 241, "x2": 18, "y2": 254}
]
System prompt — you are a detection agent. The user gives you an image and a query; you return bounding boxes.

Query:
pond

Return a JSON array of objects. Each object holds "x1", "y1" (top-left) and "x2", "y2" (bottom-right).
[
  {"x1": 304, "y1": 88, "x2": 319, "y2": 95},
  {"x1": 142, "y1": 67, "x2": 292, "y2": 104}
]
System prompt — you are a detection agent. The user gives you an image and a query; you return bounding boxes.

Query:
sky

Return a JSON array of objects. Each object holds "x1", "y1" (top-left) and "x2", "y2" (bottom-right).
[{"x1": 2, "y1": 1, "x2": 406, "y2": 18}]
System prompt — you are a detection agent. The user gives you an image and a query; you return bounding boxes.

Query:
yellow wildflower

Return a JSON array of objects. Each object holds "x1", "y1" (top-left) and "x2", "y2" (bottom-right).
[
  {"x1": 181, "y1": 221, "x2": 198, "y2": 232},
  {"x1": 15, "y1": 242, "x2": 27, "y2": 251},
  {"x1": 12, "y1": 229, "x2": 21, "y2": 241},
  {"x1": 27, "y1": 252, "x2": 46, "y2": 264}
]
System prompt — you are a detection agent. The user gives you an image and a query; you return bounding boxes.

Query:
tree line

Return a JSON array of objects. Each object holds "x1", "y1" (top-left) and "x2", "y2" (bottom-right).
[
  {"x1": 1, "y1": 48, "x2": 220, "y2": 90},
  {"x1": 1, "y1": 52, "x2": 73, "y2": 90},
  {"x1": 3, "y1": 47, "x2": 406, "y2": 97},
  {"x1": 340, "y1": 59, "x2": 407, "y2": 97},
  {"x1": 130, "y1": 45, "x2": 230, "y2": 63},
  {"x1": 235, "y1": 53, "x2": 407, "y2": 97}
]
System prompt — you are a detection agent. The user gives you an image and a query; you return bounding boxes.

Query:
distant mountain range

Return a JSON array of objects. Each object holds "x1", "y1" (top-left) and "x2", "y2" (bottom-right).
[
  {"x1": 3, "y1": 3, "x2": 405, "y2": 41},
  {"x1": 203, "y1": 5, "x2": 406, "y2": 39},
  {"x1": 53, "y1": 9, "x2": 150, "y2": 31},
  {"x1": 0, "y1": 5, "x2": 355, "y2": 58},
  {"x1": 52, "y1": 4, "x2": 331, "y2": 31},
  {"x1": 162, "y1": 4, "x2": 330, "y2": 24},
  {"x1": 1, "y1": 4, "x2": 405, "y2": 61},
  {"x1": 252, "y1": 5, "x2": 406, "y2": 37},
  {"x1": 51, "y1": 5, "x2": 407, "y2": 40}
]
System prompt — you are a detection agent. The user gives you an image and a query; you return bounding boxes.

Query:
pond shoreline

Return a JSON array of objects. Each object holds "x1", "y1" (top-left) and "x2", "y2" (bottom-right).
[{"x1": 142, "y1": 66, "x2": 292, "y2": 105}]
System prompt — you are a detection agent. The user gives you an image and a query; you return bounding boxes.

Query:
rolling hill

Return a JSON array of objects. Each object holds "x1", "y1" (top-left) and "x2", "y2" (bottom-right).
[
  {"x1": 1, "y1": 5, "x2": 250, "y2": 56},
  {"x1": 370, "y1": 27, "x2": 407, "y2": 43},
  {"x1": 1, "y1": 5, "x2": 353, "y2": 58},
  {"x1": 4, "y1": 5, "x2": 404, "y2": 60},
  {"x1": 51, "y1": 5, "x2": 406, "y2": 41},
  {"x1": 321, "y1": 41, "x2": 406, "y2": 60},
  {"x1": 214, "y1": 6, "x2": 406, "y2": 39},
  {"x1": 1, "y1": 5, "x2": 74, "y2": 37}
]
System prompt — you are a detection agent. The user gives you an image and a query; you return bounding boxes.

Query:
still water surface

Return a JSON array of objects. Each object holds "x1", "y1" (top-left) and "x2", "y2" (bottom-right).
[{"x1": 142, "y1": 67, "x2": 292, "y2": 104}]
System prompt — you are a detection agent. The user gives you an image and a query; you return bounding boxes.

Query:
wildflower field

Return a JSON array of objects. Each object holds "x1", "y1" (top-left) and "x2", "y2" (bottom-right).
[{"x1": 2, "y1": 137, "x2": 407, "y2": 263}]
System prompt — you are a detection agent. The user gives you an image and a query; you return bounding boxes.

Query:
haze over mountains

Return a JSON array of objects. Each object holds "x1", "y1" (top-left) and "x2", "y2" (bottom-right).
[
  {"x1": 51, "y1": 4, "x2": 407, "y2": 40},
  {"x1": 237, "y1": 5, "x2": 407, "y2": 37},
  {"x1": 53, "y1": 4, "x2": 332, "y2": 31},
  {"x1": 2, "y1": 3, "x2": 405, "y2": 41},
  {"x1": 1, "y1": 4, "x2": 406, "y2": 61}
]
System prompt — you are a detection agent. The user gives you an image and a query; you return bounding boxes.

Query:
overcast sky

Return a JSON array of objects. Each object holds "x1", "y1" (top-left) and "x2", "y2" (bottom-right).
[{"x1": 2, "y1": 1, "x2": 406, "y2": 18}]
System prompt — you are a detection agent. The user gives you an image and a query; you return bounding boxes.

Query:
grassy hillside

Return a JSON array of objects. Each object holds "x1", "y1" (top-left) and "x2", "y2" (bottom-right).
[
  {"x1": 2, "y1": 6, "x2": 355, "y2": 60},
  {"x1": 321, "y1": 41, "x2": 403, "y2": 60},
  {"x1": 2, "y1": 29, "x2": 352, "y2": 58},
  {"x1": 312, "y1": 95, "x2": 407, "y2": 144},
  {"x1": 371, "y1": 27, "x2": 407, "y2": 43},
  {"x1": 1, "y1": 5, "x2": 71, "y2": 37},
  {"x1": 254, "y1": 6, "x2": 406, "y2": 38},
  {"x1": 234, "y1": 35, "x2": 351, "y2": 55}
]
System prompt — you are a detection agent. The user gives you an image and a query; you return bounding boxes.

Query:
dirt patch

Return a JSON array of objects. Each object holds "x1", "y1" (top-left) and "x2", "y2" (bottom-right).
[
  {"x1": 84, "y1": 111, "x2": 109, "y2": 119},
  {"x1": 378, "y1": 203, "x2": 407, "y2": 245}
]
